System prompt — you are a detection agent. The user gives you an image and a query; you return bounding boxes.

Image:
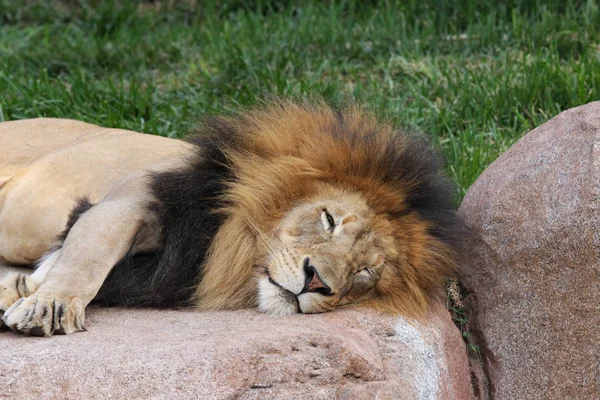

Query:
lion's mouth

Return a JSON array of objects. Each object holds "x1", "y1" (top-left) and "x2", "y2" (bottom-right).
[{"x1": 268, "y1": 277, "x2": 301, "y2": 313}]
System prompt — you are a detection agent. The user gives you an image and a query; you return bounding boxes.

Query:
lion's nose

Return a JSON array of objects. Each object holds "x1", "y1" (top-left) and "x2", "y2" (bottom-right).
[{"x1": 301, "y1": 258, "x2": 332, "y2": 295}]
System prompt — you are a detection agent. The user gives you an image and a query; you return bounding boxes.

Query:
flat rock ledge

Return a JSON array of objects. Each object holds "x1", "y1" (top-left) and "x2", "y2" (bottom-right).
[{"x1": 0, "y1": 266, "x2": 471, "y2": 400}]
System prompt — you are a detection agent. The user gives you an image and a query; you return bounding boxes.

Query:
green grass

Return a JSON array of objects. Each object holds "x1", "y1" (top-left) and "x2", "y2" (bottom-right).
[{"x1": 1, "y1": 0, "x2": 599, "y2": 198}]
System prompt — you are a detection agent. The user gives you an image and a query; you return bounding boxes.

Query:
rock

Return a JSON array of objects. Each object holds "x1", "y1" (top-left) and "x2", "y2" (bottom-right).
[
  {"x1": 0, "y1": 265, "x2": 471, "y2": 400},
  {"x1": 458, "y1": 102, "x2": 600, "y2": 399}
]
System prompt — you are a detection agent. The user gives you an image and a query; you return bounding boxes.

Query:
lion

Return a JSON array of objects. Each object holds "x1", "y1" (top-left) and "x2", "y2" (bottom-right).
[{"x1": 0, "y1": 101, "x2": 460, "y2": 336}]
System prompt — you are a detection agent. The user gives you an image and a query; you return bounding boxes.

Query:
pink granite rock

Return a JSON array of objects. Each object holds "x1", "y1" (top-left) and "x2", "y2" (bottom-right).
[
  {"x1": 459, "y1": 102, "x2": 600, "y2": 399},
  {"x1": 0, "y1": 265, "x2": 471, "y2": 399}
]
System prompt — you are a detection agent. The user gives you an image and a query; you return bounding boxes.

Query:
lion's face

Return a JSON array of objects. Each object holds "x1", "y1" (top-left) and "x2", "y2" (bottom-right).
[{"x1": 257, "y1": 188, "x2": 395, "y2": 315}]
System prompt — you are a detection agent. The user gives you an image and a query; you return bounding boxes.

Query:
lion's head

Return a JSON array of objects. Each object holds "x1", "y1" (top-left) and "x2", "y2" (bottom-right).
[
  {"x1": 194, "y1": 101, "x2": 459, "y2": 317},
  {"x1": 258, "y1": 188, "x2": 394, "y2": 315}
]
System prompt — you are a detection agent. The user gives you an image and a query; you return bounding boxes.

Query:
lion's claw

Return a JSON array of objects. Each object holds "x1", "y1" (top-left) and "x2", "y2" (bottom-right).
[{"x1": 2, "y1": 296, "x2": 85, "y2": 336}]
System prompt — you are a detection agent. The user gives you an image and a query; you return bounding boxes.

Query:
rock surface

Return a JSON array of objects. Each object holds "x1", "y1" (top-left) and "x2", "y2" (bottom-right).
[
  {"x1": 0, "y1": 264, "x2": 471, "y2": 400},
  {"x1": 459, "y1": 102, "x2": 600, "y2": 399}
]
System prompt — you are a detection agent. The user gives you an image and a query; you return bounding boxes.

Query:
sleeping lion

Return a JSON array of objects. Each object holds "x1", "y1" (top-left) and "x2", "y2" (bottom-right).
[{"x1": 0, "y1": 101, "x2": 460, "y2": 336}]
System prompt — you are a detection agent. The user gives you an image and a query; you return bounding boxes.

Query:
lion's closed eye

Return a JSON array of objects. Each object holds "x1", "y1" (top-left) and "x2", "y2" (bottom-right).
[
  {"x1": 359, "y1": 267, "x2": 376, "y2": 277},
  {"x1": 320, "y1": 209, "x2": 335, "y2": 233},
  {"x1": 351, "y1": 267, "x2": 380, "y2": 293}
]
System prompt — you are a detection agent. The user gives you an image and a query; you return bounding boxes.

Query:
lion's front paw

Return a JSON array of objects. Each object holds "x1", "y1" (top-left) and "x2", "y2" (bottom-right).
[
  {"x1": 0, "y1": 273, "x2": 38, "y2": 331},
  {"x1": 2, "y1": 296, "x2": 85, "y2": 336}
]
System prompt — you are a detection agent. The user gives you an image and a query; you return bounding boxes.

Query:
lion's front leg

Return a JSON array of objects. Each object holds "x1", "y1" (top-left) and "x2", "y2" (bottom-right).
[{"x1": 2, "y1": 178, "x2": 159, "y2": 336}]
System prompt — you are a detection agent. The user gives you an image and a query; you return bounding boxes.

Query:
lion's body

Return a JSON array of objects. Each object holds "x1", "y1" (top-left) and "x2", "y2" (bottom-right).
[
  {"x1": 0, "y1": 118, "x2": 191, "y2": 264},
  {"x1": 0, "y1": 102, "x2": 460, "y2": 337}
]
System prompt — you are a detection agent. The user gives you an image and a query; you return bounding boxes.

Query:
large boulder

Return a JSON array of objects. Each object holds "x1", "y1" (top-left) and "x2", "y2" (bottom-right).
[
  {"x1": 0, "y1": 265, "x2": 472, "y2": 399},
  {"x1": 459, "y1": 102, "x2": 600, "y2": 399}
]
